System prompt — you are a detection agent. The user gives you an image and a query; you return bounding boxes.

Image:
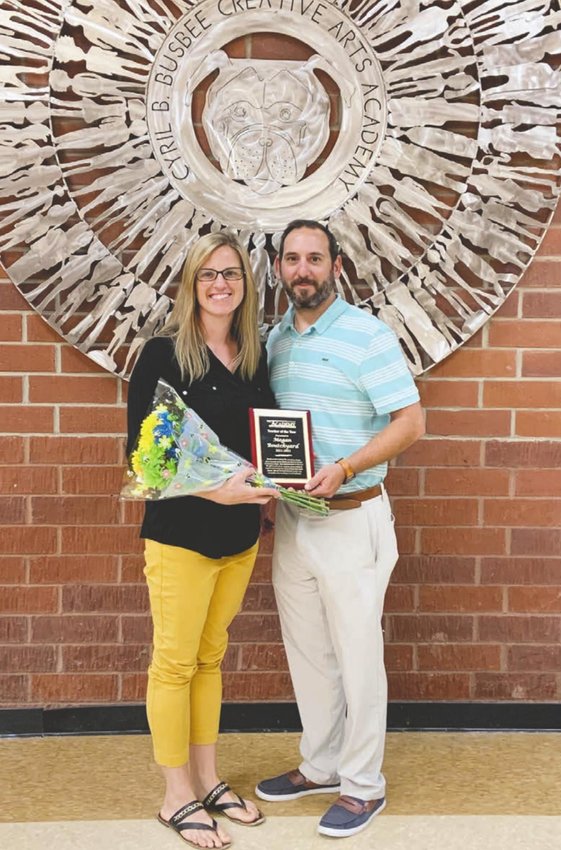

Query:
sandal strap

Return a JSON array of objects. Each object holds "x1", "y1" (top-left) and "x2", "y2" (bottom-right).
[
  {"x1": 202, "y1": 782, "x2": 232, "y2": 808},
  {"x1": 203, "y1": 781, "x2": 248, "y2": 814},
  {"x1": 169, "y1": 800, "x2": 205, "y2": 828}
]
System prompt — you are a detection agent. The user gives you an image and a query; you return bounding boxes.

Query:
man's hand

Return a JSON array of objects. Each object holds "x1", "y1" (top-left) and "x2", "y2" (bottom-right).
[{"x1": 304, "y1": 463, "x2": 346, "y2": 499}]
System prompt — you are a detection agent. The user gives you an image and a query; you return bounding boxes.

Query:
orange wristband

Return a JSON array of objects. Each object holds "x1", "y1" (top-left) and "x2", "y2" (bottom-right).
[{"x1": 335, "y1": 457, "x2": 355, "y2": 482}]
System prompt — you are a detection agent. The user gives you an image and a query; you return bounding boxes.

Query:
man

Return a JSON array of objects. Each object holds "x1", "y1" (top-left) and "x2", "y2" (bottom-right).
[{"x1": 256, "y1": 220, "x2": 424, "y2": 838}]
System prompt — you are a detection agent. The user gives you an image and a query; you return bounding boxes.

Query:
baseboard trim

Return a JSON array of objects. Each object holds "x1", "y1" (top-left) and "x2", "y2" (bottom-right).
[{"x1": 1, "y1": 702, "x2": 560, "y2": 737}]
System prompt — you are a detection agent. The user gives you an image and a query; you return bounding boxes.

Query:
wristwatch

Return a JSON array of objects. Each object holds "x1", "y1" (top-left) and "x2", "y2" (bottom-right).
[{"x1": 335, "y1": 457, "x2": 355, "y2": 482}]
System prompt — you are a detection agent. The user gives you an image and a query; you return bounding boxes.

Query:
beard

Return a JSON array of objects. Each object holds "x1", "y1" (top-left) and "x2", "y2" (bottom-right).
[{"x1": 282, "y1": 273, "x2": 336, "y2": 309}]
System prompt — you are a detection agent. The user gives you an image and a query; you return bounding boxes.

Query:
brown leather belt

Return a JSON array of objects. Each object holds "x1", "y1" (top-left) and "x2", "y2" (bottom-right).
[{"x1": 328, "y1": 484, "x2": 382, "y2": 511}]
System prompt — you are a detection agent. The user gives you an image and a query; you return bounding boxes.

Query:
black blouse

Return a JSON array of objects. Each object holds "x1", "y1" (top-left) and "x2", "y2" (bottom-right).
[{"x1": 126, "y1": 336, "x2": 276, "y2": 558}]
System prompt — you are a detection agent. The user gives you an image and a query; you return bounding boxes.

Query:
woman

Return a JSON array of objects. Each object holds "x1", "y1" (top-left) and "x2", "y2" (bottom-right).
[{"x1": 127, "y1": 232, "x2": 278, "y2": 849}]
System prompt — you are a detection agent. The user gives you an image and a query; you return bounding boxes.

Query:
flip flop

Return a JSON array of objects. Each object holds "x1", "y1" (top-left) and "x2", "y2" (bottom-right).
[
  {"x1": 203, "y1": 781, "x2": 265, "y2": 827},
  {"x1": 158, "y1": 799, "x2": 232, "y2": 848}
]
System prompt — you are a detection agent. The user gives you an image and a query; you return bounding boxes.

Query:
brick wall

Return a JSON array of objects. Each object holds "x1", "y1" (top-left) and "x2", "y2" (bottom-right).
[
  {"x1": 1, "y1": 23, "x2": 560, "y2": 708},
  {"x1": 2, "y1": 203, "x2": 559, "y2": 707}
]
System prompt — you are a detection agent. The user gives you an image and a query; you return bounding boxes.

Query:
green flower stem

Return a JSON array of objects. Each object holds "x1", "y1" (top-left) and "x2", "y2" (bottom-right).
[{"x1": 248, "y1": 474, "x2": 329, "y2": 516}]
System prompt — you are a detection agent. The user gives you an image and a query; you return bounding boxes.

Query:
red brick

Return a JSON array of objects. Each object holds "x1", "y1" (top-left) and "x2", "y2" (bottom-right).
[
  {"x1": 514, "y1": 469, "x2": 561, "y2": 496},
  {"x1": 250, "y1": 32, "x2": 311, "y2": 60},
  {"x1": 249, "y1": 555, "x2": 272, "y2": 583},
  {"x1": 521, "y1": 351, "x2": 561, "y2": 378},
  {"x1": 0, "y1": 616, "x2": 28, "y2": 642},
  {"x1": 488, "y1": 320, "x2": 561, "y2": 348},
  {"x1": 29, "y1": 437, "x2": 120, "y2": 464},
  {"x1": 522, "y1": 291, "x2": 561, "y2": 318},
  {"x1": 121, "y1": 673, "x2": 148, "y2": 701},
  {"x1": 221, "y1": 645, "x2": 239, "y2": 671},
  {"x1": 240, "y1": 644, "x2": 288, "y2": 671},
  {"x1": 223, "y1": 672, "x2": 294, "y2": 700},
  {"x1": 425, "y1": 468, "x2": 509, "y2": 496},
  {"x1": 417, "y1": 644, "x2": 501, "y2": 672},
  {"x1": 26, "y1": 314, "x2": 62, "y2": 342},
  {"x1": 0, "y1": 675, "x2": 28, "y2": 703},
  {"x1": 426, "y1": 409, "x2": 511, "y2": 437},
  {"x1": 29, "y1": 555, "x2": 118, "y2": 584},
  {"x1": 121, "y1": 615, "x2": 152, "y2": 643},
  {"x1": 484, "y1": 381, "x2": 561, "y2": 409},
  {"x1": 384, "y1": 644, "x2": 414, "y2": 671},
  {"x1": 478, "y1": 615, "x2": 560, "y2": 643},
  {"x1": 31, "y1": 615, "x2": 119, "y2": 643},
  {"x1": 393, "y1": 498, "x2": 478, "y2": 526},
  {"x1": 0, "y1": 645, "x2": 56, "y2": 673},
  {"x1": 507, "y1": 645, "x2": 561, "y2": 672},
  {"x1": 0, "y1": 558, "x2": 26, "y2": 583},
  {"x1": 0, "y1": 405, "x2": 54, "y2": 433},
  {"x1": 398, "y1": 439, "x2": 481, "y2": 468},
  {"x1": 511, "y1": 528, "x2": 561, "y2": 556},
  {"x1": 0, "y1": 436, "x2": 24, "y2": 463},
  {"x1": 393, "y1": 556, "x2": 476, "y2": 584},
  {"x1": 394, "y1": 526, "x2": 415, "y2": 554},
  {"x1": 60, "y1": 346, "x2": 107, "y2": 374},
  {"x1": 384, "y1": 468, "x2": 420, "y2": 496},
  {"x1": 473, "y1": 673, "x2": 556, "y2": 700},
  {"x1": 429, "y1": 349, "x2": 516, "y2": 378},
  {"x1": 0, "y1": 314, "x2": 22, "y2": 341},
  {"x1": 421, "y1": 527, "x2": 506, "y2": 556},
  {"x1": 0, "y1": 466, "x2": 58, "y2": 494},
  {"x1": 0, "y1": 344, "x2": 55, "y2": 372},
  {"x1": 62, "y1": 584, "x2": 148, "y2": 613},
  {"x1": 241, "y1": 585, "x2": 277, "y2": 612},
  {"x1": 121, "y1": 555, "x2": 145, "y2": 583},
  {"x1": 484, "y1": 498, "x2": 560, "y2": 527},
  {"x1": 508, "y1": 586, "x2": 561, "y2": 613},
  {"x1": 229, "y1": 614, "x2": 281, "y2": 642},
  {"x1": 0, "y1": 497, "x2": 26, "y2": 523},
  {"x1": 486, "y1": 440, "x2": 561, "y2": 468},
  {"x1": 417, "y1": 380, "x2": 479, "y2": 408},
  {"x1": 388, "y1": 672, "x2": 471, "y2": 700},
  {"x1": 0, "y1": 527, "x2": 58, "y2": 555},
  {"x1": 384, "y1": 585, "x2": 415, "y2": 612},
  {"x1": 62, "y1": 644, "x2": 150, "y2": 672},
  {"x1": 31, "y1": 674, "x2": 119, "y2": 702},
  {"x1": 388, "y1": 614, "x2": 474, "y2": 643},
  {"x1": 61, "y1": 526, "x2": 142, "y2": 555},
  {"x1": 59, "y1": 406, "x2": 126, "y2": 434},
  {"x1": 0, "y1": 283, "x2": 28, "y2": 310},
  {"x1": 61, "y1": 466, "x2": 124, "y2": 494},
  {"x1": 0, "y1": 585, "x2": 58, "y2": 613},
  {"x1": 31, "y1": 496, "x2": 119, "y2": 525},
  {"x1": 120, "y1": 500, "x2": 144, "y2": 526},
  {"x1": 29, "y1": 376, "x2": 117, "y2": 404},
  {"x1": 481, "y1": 558, "x2": 561, "y2": 585},
  {"x1": 418, "y1": 585, "x2": 503, "y2": 613},
  {"x1": 515, "y1": 411, "x2": 561, "y2": 438},
  {"x1": 520, "y1": 258, "x2": 561, "y2": 287},
  {"x1": 0, "y1": 377, "x2": 22, "y2": 402}
]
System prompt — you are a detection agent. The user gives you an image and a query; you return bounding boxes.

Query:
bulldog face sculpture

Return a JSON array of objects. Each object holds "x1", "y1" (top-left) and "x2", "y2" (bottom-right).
[{"x1": 201, "y1": 57, "x2": 331, "y2": 195}]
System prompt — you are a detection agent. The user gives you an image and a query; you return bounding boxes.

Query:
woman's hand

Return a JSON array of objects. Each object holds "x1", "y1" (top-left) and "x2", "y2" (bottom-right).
[{"x1": 199, "y1": 469, "x2": 279, "y2": 506}]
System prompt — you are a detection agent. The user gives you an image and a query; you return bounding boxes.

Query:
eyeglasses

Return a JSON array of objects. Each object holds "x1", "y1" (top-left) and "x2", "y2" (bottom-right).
[{"x1": 196, "y1": 267, "x2": 245, "y2": 282}]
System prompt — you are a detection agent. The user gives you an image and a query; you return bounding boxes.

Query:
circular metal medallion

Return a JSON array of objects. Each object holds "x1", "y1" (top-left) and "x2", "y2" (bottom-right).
[{"x1": 0, "y1": 0, "x2": 559, "y2": 376}]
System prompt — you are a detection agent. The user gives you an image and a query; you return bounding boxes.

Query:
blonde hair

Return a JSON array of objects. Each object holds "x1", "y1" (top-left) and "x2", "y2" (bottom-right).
[{"x1": 161, "y1": 232, "x2": 261, "y2": 383}]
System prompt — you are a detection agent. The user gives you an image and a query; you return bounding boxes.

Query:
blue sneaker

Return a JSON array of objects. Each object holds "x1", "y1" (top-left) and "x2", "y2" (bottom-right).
[
  {"x1": 318, "y1": 795, "x2": 386, "y2": 837},
  {"x1": 255, "y1": 768, "x2": 340, "y2": 802}
]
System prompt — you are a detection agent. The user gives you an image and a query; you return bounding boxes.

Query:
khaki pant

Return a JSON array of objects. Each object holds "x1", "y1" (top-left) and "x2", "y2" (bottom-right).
[
  {"x1": 144, "y1": 539, "x2": 258, "y2": 767},
  {"x1": 272, "y1": 490, "x2": 398, "y2": 800}
]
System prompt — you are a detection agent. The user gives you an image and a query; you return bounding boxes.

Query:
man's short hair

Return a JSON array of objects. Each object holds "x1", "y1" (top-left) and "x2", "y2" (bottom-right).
[{"x1": 278, "y1": 219, "x2": 341, "y2": 263}]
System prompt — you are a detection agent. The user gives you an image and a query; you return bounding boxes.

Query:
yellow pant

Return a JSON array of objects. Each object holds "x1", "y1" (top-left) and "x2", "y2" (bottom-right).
[{"x1": 144, "y1": 538, "x2": 258, "y2": 767}]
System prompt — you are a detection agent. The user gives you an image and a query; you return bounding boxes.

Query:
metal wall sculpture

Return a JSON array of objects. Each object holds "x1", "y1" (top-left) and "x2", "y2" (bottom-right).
[{"x1": 0, "y1": 0, "x2": 560, "y2": 377}]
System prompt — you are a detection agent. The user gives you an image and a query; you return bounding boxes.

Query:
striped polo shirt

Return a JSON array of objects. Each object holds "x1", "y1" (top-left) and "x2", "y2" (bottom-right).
[{"x1": 267, "y1": 296, "x2": 420, "y2": 492}]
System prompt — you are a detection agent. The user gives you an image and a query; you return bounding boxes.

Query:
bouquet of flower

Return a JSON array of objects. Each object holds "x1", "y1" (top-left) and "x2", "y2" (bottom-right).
[{"x1": 122, "y1": 379, "x2": 329, "y2": 516}]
